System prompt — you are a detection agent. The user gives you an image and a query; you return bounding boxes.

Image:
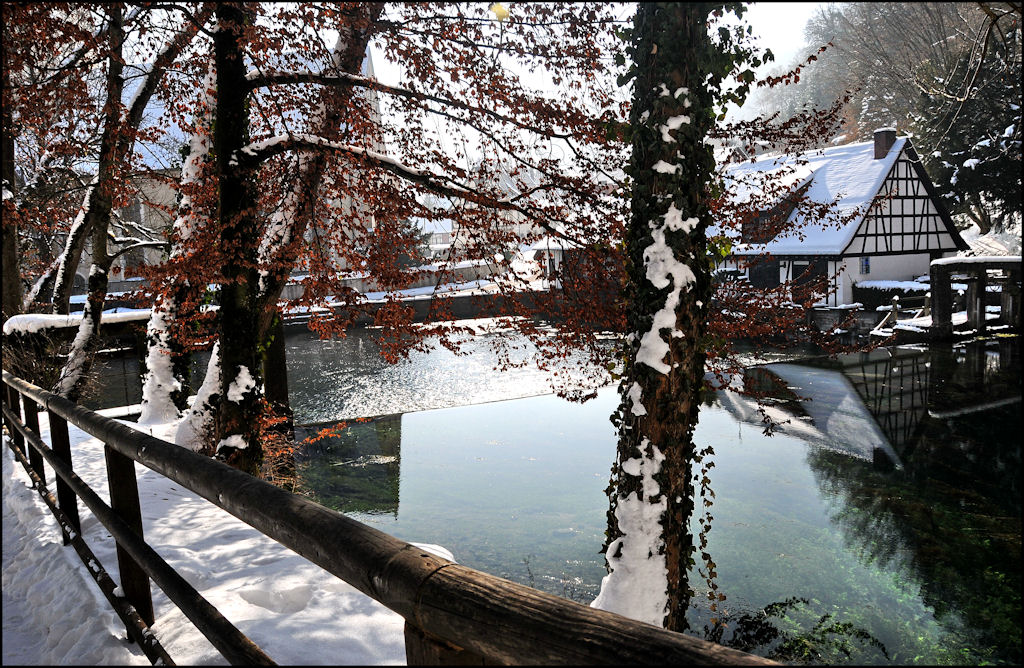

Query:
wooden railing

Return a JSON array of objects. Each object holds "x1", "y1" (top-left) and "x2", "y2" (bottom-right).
[
  {"x1": 930, "y1": 256, "x2": 1022, "y2": 338},
  {"x1": 1, "y1": 369, "x2": 775, "y2": 666}
]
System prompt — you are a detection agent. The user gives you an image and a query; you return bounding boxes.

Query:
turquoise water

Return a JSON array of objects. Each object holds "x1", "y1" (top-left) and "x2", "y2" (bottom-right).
[{"x1": 296, "y1": 338, "x2": 1021, "y2": 665}]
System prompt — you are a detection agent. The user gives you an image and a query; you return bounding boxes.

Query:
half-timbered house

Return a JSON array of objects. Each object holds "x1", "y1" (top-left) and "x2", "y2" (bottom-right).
[{"x1": 718, "y1": 129, "x2": 969, "y2": 306}]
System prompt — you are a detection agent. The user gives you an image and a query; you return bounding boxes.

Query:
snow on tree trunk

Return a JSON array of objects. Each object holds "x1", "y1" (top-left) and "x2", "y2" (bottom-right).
[
  {"x1": 138, "y1": 295, "x2": 183, "y2": 424},
  {"x1": 139, "y1": 62, "x2": 216, "y2": 425},
  {"x1": 175, "y1": 342, "x2": 221, "y2": 452},
  {"x1": 592, "y1": 2, "x2": 719, "y2": 633}
]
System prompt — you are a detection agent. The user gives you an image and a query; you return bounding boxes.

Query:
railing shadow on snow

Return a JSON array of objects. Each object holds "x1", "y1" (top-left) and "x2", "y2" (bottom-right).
[{"x1": 1, "y1": 369, "x2": 774, "y2": 666}]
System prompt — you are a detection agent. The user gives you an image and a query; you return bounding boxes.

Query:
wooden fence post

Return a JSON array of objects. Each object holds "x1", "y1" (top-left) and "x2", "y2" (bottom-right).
[
  {"x1": 21, "y1": 396, "x2": 46, "y2": 481},
  {"x1": 104, "y1": 444, "x2": 155, "y2": 628},
  {"x1": 48, "y1": 410, "x2": 81, "y2": 545},
  {"x1": 405, "y1": 621, "x2": 488, "y2": 665},
  {"x1": 5, "y1": 385, "x2": 26, "y2": 455}
]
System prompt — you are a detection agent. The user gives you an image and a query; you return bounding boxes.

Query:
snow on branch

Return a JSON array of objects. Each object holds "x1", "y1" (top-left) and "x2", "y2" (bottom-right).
[{"x1": 108, "y1": 240, "x2": 170, "y2": 261}]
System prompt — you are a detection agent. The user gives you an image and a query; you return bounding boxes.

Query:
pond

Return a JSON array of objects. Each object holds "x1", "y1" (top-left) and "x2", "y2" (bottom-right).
[
  {"x1": 82, "y1": 326, "x2": 1020, "y2": 663},
  {"x1": 292, "y1": 334, "x2": 1021, "y2": 666}
]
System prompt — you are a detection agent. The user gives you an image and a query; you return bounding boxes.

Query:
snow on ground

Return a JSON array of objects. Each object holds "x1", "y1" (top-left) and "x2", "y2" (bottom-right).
[
  {"x1": 2, "y1": 410, "x2": 453, "y2": 665},
  {"x1": 960, "y1": 220, "x2": 1022, "y2": 257}
]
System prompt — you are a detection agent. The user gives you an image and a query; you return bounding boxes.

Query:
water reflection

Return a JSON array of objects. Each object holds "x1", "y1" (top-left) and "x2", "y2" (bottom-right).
[
  {"x1": 283, "y1": 326, "x2": 610, "y2": 423},
  {"x1": 295, "y1": 338, "x2": 1020, "y2": 665},
  {"x1": 296, "y1": 415, "x2": 403, "y2": 516},
  {"x1": 709, "y1": 339, "x2": 1020, "y2": 664}
]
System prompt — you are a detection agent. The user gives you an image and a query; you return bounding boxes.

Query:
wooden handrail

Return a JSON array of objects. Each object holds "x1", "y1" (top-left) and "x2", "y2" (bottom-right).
[
  {"x1": 2, "y1": 410, "x2": 175, "y2": 666},
  {"x1": 2, "y1": 369, "x2": 776, "y2": 665},
  {"x1": 2, "y1": 393, "x2": 275, "y2": 665}
]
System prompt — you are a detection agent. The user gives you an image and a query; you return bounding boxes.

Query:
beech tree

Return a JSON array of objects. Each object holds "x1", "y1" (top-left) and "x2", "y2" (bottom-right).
[
  {"x1": 3, "y1": 5, "x2": 103, "y2": 322},
  {"x1": 7, "y1": 2, "x2": 852, "y2": 494},
  {"x1": 135, "y1": 2, "x2": 631, "y2": 475},
  {"x1": 3, "y1": 3, "x2": 212, "y2": 401}
]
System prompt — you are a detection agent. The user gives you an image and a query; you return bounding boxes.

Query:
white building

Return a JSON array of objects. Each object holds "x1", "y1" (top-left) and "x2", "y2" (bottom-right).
[{"x1": 718, "y1": 129, "x2": 968, "y2": 306}]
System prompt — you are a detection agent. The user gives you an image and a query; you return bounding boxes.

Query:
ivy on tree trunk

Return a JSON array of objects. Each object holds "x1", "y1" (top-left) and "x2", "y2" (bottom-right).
[
  {"x1": 212, "y1": 3, "x2": 264, "y2": 475},
  {"x1": 599, "y1": 2, "x2": 732, "y2": 632}
]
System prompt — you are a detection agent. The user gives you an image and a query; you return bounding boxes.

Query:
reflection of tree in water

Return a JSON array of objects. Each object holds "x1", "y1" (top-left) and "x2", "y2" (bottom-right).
[
  {"x1": 294, "y1": 415, "x2": 403, "y2": 516},
  {"x1": 805, "y1": 342, "x2": 1021, "y2": 664},
  {"x1": 702, "y1": 596, "x2": 888, "y2": 664}
]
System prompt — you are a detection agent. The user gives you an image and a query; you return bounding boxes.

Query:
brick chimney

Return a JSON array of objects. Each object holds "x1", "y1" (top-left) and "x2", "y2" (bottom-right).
[{"x1": 874, "y1": 128, "x2": 897, "y2": 159}]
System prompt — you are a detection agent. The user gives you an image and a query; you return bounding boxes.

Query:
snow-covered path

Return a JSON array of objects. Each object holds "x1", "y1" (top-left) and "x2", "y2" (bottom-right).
[
  {"x1": 1, "y1": 412, "x2": 450, "y2": 665},
  {"x1": 3, "y1": 443, "x2": 146, "y2": 664}
]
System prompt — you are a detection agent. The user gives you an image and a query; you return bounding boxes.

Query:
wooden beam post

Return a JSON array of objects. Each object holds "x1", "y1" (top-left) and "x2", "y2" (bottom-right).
[
  {"x1": 1000, "y1": 266, "x2": 1021, "y2": 330},
  {"x1": 929, "y1": 263, "x2": 953, "y2": 339},
  {"x1": 104, "y1": 444, "x2": 155, "y2": 628},
  {"x1": 967, "y1": 269, "x2": 986, "y2": 333},
  {"x1": 48, "y1": 410, "x2": 81, "y2": 545}
]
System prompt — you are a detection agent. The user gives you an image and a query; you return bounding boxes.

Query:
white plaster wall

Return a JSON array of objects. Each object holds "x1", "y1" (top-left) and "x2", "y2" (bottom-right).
[
  {"x1": 777, "y1": 253, "x2": 935, "y2": 306},
  {"x1": 840, "y1": 253, "x2": 934, "y2": 305},
  {"x1": 856, "y1": 253, "x2": 932, "y2": 282}
]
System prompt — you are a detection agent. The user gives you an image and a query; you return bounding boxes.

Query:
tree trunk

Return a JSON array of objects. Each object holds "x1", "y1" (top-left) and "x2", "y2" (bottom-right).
[
  {"x1": 594, "y1": 2, "x2": 719, "y2": 633},
  {"x1": 968, "y1": 191, "x2": 992, "y2": 235},
  {"x1": 212, "y1": 3, "x2": 264, "y2": 476},
  {"x1": 252, "y1": 2, "x2": 385, "y2": 424},
  {"x1": 2, "y1": 61, "x2": 21, "y2": 323},
  {"x1": 58, "y1": 6, "x2": 125, "y2": 400}
]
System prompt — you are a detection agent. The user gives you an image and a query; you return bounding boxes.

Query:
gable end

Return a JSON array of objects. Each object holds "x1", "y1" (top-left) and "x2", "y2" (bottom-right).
[{"x1": 842, "y1": 143, "x2": 968, "y2": 256}]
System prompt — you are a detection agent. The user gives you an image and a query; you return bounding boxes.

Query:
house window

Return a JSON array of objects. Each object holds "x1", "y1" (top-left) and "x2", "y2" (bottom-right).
[{"x1": 860, "y1": 256, "x2": 870, "y2": 274}]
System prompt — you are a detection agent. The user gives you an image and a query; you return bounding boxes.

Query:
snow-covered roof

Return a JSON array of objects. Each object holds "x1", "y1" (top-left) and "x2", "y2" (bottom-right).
[
  {"x1": 528, "y1": 236, "x2": 578, "y2": 251},
  {"x1": 724, "y1": 137, "x2": 908, "y2": 256},
  {"x1": 717, "y1": 362, "x2": 903, "y2": 467}
]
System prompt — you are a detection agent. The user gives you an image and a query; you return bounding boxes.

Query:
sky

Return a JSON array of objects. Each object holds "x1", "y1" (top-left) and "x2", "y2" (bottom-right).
[
  {"x1": 364, "y1": 2, "x2": 828, "y2": 163},
  {"x1": 369, "y1": 3, "x2": 827, "y2": 87},
  {"x1": 741, "y1": 2, "x2": 827, "y2": 75}
]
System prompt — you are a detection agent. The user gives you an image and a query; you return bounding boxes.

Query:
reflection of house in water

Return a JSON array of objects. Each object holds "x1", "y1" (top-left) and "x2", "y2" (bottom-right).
[
  {"x1": 294, "y1": 413, "x2": 403, "y2": 516},
  {"x1": 718, "y1": 342, "x2": 1021, "y2": 471},
  {"x1": 719, "y1": 340, "x2": 1021, "y2": 664},
  {"x1": 717, "y1": 350, "x2": 925, "y2": 469}
]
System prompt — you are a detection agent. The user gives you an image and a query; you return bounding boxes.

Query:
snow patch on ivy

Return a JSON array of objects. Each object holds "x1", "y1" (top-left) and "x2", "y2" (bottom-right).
[
  {"x1": 628, "y1": 382, "x2": 647, "y2": 416},
  {"x1": 591, "y1": 437, "x2": 668, "y2": 625},
  {"x1": 636, "y1": 204, "x2": 698, "y2": 374}
]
